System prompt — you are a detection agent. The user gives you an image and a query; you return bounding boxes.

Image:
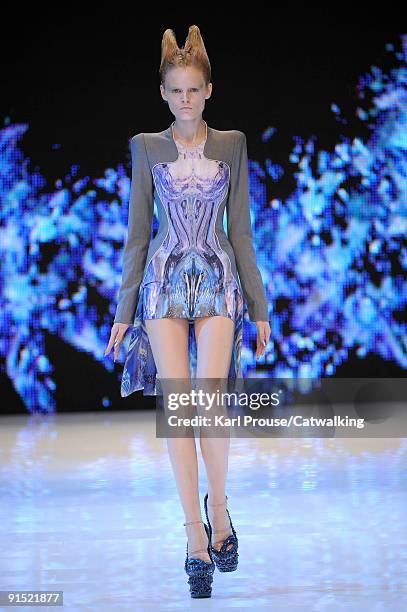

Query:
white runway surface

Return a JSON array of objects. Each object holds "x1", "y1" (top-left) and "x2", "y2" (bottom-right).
[{"x1": 0, "y1": 410, "x2": 406, "y2": 611}]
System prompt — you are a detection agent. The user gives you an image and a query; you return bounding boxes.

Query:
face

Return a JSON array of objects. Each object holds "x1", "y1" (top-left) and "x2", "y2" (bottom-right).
[{"x1": 160, "y1": 65, "x2": 212, "y2": 121}]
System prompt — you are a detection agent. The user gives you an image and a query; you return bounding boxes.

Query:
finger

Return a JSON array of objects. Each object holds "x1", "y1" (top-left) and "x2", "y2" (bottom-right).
[
  {"x1": 256, "y1": 337, "x2": 267, "y2": 358},
  {"x1": 113, "y1": 336, "x2": 124, "y2": 361},
  {"x1": 104, "y1": 331, "x2": 117, "y2": 356},
  {"x1": 105, "y1": 328, "x2": 121, "y2": 357}
]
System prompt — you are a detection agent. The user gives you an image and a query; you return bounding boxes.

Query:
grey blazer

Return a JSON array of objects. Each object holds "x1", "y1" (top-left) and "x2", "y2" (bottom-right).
[{"x1": 113, "y1": 123, "x2": 269, "y2": 325}]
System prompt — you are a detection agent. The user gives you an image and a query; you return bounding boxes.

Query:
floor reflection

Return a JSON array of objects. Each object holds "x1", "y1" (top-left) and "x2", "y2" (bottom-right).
[{"x1": 0, "y1": 410, "x2": 406, "y2": 610}]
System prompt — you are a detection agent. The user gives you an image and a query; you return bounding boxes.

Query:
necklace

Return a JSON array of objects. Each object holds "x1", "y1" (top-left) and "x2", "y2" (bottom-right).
[{"x1": 172, "y1": 120, "x2": 207, "y2": 148}]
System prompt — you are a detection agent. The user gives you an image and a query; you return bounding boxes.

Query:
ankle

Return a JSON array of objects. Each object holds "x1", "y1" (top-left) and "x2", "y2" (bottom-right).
[
  {"x1": 184, "y1": 520, "x2": 206, "y2": 539},
  {"x1": 184, "y1": 519, "x2": 204, "y2": 527},
  {"x1": 207, "y1": 494, "x2": 227, "y2": 507}
]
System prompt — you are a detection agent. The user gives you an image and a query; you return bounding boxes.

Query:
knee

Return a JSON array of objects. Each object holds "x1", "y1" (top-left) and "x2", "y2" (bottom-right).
[
  {"x1": 195, "y1": 378, "x2": 231, "y2": 418},
  {"x1": 196, "y1": 377, "x2": 227, "y2": 396},
  {"x1": 162, "y1": 379, "x2": 195, "y2": 419}
]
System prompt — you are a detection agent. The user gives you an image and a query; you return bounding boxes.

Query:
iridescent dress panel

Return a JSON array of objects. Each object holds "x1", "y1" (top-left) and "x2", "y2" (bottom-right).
[{"x1": 121, "y1": 131, "x2": 244, "y2": 397}]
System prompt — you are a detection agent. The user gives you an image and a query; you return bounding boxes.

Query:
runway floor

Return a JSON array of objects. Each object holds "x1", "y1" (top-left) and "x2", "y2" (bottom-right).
[{"x1": 0, "y1": 410, "x2": 406, "y2": 611}]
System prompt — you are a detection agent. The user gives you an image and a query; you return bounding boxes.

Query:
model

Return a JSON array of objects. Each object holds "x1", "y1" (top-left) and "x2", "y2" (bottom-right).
[{"x1": 105, "y1": 24, "x2": 271, "y2": 598}]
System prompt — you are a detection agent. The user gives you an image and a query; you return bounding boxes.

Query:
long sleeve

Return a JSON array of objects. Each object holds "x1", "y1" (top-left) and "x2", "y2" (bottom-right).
[
  {"x1": 113, "y1": 133, "x2": 154, "y2": 325},
  {"x1": 227, "y1": 131, "x2": 269, "y2": 322}
]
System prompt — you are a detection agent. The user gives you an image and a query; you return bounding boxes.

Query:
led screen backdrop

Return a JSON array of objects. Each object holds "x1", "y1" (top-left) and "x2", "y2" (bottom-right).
[{"x1": 0, "y1": 21, "x2": 406, "y2": 413}]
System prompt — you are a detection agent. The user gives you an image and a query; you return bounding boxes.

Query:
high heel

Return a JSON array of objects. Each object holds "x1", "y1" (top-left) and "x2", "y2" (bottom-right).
[
  {"x1": 203, "y1": 493, "x2": 239, "y2": 572},
  {"x1": 184, "y1": 519, "x2": 215, "y2": 598}
]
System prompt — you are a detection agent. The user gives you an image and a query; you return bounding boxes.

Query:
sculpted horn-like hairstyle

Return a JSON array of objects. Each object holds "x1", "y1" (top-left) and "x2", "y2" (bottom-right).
[{"x1": 159, "y1": 24, "x2": 211, "y2": 86}]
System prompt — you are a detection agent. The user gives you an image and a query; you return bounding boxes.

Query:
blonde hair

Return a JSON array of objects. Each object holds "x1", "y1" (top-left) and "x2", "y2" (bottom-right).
[{"x1": 159, "y1": 24, "x2": 211, "y2": 87}]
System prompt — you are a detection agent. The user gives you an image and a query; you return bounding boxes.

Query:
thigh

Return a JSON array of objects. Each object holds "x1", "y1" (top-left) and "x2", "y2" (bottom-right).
[
  {"x1": 194, "y1": 315, "x2": 235, "y2": 378},
  {"x1": 145, "y1": 318, "x2": 193, "y2": 431},
  {"x1": 144, "y1": 317, "x2": 190, "y2": 379}
]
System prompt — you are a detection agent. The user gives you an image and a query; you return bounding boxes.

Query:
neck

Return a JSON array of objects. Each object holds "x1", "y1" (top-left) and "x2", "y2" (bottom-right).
[{"x1": 172, "y1": 119, "x2": 207, "y2": 146}]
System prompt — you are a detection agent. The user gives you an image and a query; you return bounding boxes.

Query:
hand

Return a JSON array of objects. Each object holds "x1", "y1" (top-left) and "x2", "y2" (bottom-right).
[
  {"x1": 104, "y1": 322, "x2": 130, "y2": 362},
  {"x1": 255, "y1": 320, "x2": 271, "y2": 359}
]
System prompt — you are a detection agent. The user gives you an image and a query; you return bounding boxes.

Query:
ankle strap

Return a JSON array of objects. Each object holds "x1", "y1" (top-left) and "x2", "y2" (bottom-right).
[
  {"x1": 184, "y1": 519, "x2": 204, "y2": 526},
  {"x1": 208, "y1": 495, "x2": 228, "y2": 507},
  {"x1": 188, "y1": 548, "x2": 209, "y2": 556}
]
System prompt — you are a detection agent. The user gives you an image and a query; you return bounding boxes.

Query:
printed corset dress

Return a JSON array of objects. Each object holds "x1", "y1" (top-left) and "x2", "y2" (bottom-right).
[{"x1": 120, "y1": 124, "x2": 245, "y2": 397}]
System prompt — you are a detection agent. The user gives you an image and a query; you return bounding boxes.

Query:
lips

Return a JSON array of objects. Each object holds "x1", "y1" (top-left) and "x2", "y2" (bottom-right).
[{"x1": 181, "y1": 107, "x2": 192, "y2": 110}]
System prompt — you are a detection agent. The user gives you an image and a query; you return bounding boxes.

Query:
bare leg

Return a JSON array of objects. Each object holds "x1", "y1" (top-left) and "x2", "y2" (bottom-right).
[
  {"x1": 145, "y1": 317, "x2": 211, "y2": 562},
  {"x1": 195, "y1": 315, "x2": 235, "y2": 551}
]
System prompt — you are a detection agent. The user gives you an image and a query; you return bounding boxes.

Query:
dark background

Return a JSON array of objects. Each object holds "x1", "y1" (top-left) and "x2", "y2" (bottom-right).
[
  {"x1": 1, "y1": 13, "x2": 401, "y2": 179},
  {"x1": 1, "y1": 12, "x2": 404, "y2": 412}
]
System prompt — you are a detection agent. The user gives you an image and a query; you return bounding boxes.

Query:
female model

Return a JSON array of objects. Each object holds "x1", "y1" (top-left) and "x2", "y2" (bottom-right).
[{"x1": 105, "y1": 25, "x2": 270, "y2": 598}]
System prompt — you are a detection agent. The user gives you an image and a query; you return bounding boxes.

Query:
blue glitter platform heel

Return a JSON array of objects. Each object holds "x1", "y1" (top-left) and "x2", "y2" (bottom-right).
[
  {"x1": 184, "y1": 519, "x2": 215, "y2": 598},
  {"x1": 204, "y1": 493, "x2": 239, "y2": 572}
]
